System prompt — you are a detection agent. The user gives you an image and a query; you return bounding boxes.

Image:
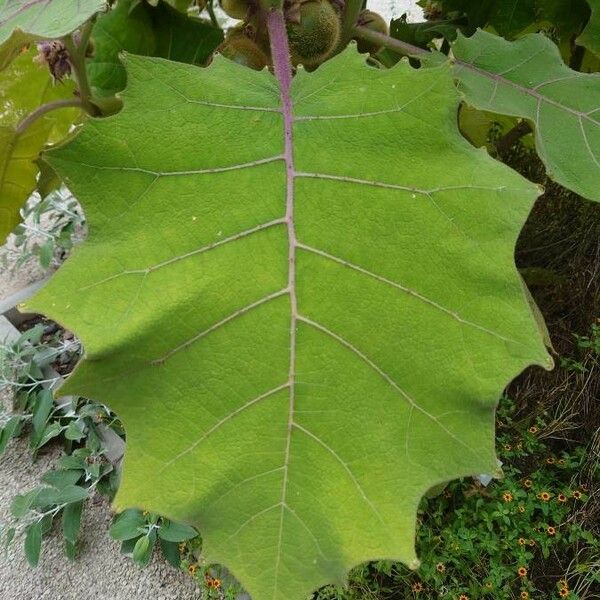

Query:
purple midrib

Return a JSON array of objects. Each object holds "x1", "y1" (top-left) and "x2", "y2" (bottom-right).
[
  {"x1": 266, "y1": 8, "x2": 298, "y2": 590},
  {"x1": 267, "y1": 9, "x2": 297, "y2": 411}
]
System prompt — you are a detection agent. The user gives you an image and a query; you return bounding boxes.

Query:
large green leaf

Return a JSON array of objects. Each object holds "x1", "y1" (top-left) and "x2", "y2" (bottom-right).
[
  {"x1": 147, "y1": 1, "x2": 222, "y2": 65},
  {"x1": 0, "y1": 48, "x2": 79, "y2": 241},
  {"x1": 0, "y1": 0, "x2": 106, "y2": 70},
  {"x1": 452, "y1": 30, "x2": 600, "y2": 202},
  {"x1": 27, "y1": 51, "x2": 550, "y2": 599},
  {"x1": 88, "y1": 0, "x2": 156, "y2": 98},
  {"x1": 89, "y1": 0, "x2": 222, "y2": 97},
  {"x1": 537, "y1": 0, "x2": 591, "y2": 41},
  {"x1": 490, "y1": 0, "x2": 536, "y2": 38}
]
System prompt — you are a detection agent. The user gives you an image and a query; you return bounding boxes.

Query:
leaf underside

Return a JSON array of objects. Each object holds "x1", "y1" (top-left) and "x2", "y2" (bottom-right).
[
  {"x1": 452, "y1": 30, "x2": 600, "y2": 202},
  {"x1": 27, "y1": 51, "x2": 550, "y2": 600},
  {"x1": 0, "y1": 0, "x2": 106, "y2": 70}
]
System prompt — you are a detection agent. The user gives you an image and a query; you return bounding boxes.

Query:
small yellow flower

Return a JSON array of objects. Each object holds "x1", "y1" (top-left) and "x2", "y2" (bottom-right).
[
  {"x1": 412, "y1": 582, "x2": 423, "y2": 593},
  {"x1": 211, "y1": 578, "x2": 222, "y2": 589},
  {"x1": 572, "y1": 490, "x2": 582, "y2": 500},
  {"x1": 547, "y1": 526, "x2": 556, "y2": 536},
  {"x1": 188, "y1": 564, "x2": 198, "y2": 576},
  {"x1": 458, "y1": 595, "x2": 469, "y2": 600},
  {"x1": 503, "y1": 444, "x2": 512, "y2": 451},
  {"x1": 528, "y1": 539, "x2": 536, "y2": 546},
  {"x1": 538, "y1": 491, "x2": 551, "y2": 501},
  {"x1": 502, "y1": 491, "x2": 513, "y2": 503},
  {"x1": 484, "y1": 582, "x2": 493, "y2": 589},
  {"x1": 517, "y1": 567, "x2": 528, "y2": 577},
  {"x1": 518, "y1": 505, "x2": 526, "y2": 513},
  {"x1": 546, "y1": 457, "x2": 556, "y2": 464},
  {"x1": 559, "y1": 588, "x2": 569, "y2": 597},
  {"x1": 178, "y1": 542, "x2": 186, "y2": 552},
  {"x1": 523, "y1": 479, "x2": 533, "y2": 488},
  {"x1": 528, "y1": 426, "x2": 538, "y2": 434},
  {"x1": 558, "y1": 579, "x2": 568, "y2": 589},
  {"x1": 557, "y1": 493, "x2": 567, "y2": 503},
  {"x1": 520, "y1": 592, "x2": 529, "y2": 599},
  {"x1": 518, "y1": 537, "x2": 527, "y2": 546},
  {"x1": 436, "y1": 562, "x2": 445, "y2": 573},
  {"x1": 557, "y1": 458, "x2": 565, "y2": 465}
]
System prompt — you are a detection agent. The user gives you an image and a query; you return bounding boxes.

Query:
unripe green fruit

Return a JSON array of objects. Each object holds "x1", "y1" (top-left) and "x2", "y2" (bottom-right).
[
  {"x1": 220, "y1": 0, "x2": 249, "y2": 20},
  {"x1": 287, "y1": 0, "x2": 341, "y2": 67},
  {"x1": 219, "y1": 34, "x2": 268, "y2": 71},
  {"x1": 355, "y1": 10, "x2": 388, "y2": 54}
]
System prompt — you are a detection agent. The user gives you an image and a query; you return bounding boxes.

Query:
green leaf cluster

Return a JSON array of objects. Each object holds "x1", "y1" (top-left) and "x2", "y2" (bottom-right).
[
  {"x1": 0, "y1": 323, "x2": 122, "y2": 564},
  {"x1": 88, "y1": 0, "x2": 222, "y2": 97},
  {"x1": 110, "y1": 508, "x2": 198, "y2": 567},
  {"x1": 418, "y1": 0, "x2": 592, "y2": 40}
]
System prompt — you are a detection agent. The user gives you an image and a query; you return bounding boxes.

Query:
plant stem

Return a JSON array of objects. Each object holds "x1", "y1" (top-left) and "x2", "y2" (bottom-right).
[
  {"x1": 494, "y1": 121, "x2": 532, "y2": 155},
  {"x1": 15, "y1": 99, "x2": 83, "y2": 135},
  {"x1": 63, "y1": 23, "x2": 99, "y2": 117},
  {"x1": 353, "y1": 25, "x2": 430, "y2": 57},
  {"x1": 569, "y1": 41, "x2": 585, "y2": 72},
  {"x1": 337, "y1": 0, "x2": 363, "y2": 52},
  {"x1": 206, "y1": 0, "x2": 219, "y2": 29},
  {"x1": 77, "y1": 19, "x2": 94, "y2": 54},
  {"x1": 267, "y1": 9, "x2": 293, "y2": 89}
]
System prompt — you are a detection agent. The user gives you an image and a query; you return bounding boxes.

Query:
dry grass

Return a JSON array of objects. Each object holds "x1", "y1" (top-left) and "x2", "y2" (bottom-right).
[{"x1": 503, "y1": 144, "x2": 600, "y2": 594}]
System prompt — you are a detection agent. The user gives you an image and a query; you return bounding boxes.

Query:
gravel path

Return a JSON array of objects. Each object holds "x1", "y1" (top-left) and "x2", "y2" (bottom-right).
[
  {"x1": 0, "y1": 262, "x2": 201, "y2": 598},
  {"x1": 0, "y1": 392, "x2": 202, "y2": 600}
]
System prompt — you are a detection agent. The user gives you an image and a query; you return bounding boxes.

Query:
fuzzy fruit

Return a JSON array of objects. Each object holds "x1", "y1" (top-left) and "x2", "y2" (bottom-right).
[
  {"x1": 355, "y1": 10, "x2": 388, "y2": 54},
  {"x1": 287, "y1": 0, "x2": 341, "y2": 67},
  {"x1": 219, "y1": 34, "x2": 269, "y2": 71},
  {"x1": 220, "y1": 0, "x2": 249, "y2": 20}
]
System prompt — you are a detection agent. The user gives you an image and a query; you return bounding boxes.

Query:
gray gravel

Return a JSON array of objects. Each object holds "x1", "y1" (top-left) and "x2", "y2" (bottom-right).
[{"x1": 0, "y1": 390, "x2": 202, "y2": 600}]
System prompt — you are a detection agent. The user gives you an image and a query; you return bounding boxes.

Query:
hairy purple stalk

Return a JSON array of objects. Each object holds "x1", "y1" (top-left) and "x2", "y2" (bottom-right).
[
  {"x1": 266, "y1": 8, "x2": 298, "y2": 584},
  {"x1": 267, "y1": 8, "x2": 296, "y2": 390}
]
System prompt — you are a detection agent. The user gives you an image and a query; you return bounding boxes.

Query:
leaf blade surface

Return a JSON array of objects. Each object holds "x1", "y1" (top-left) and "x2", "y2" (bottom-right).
[
  {"x1": 27, "y1": 50, "x2": 550, "y2": 600},
  {"x1": 452, "y1": 30, "x2": 600, "y2": 202}
]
